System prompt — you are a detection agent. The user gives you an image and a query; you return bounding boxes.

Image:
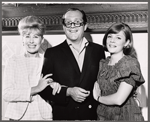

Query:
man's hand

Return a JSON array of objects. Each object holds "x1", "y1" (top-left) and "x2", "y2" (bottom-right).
[{"x1": 67, "y1": 87, "x2": 90, "y2": 102}]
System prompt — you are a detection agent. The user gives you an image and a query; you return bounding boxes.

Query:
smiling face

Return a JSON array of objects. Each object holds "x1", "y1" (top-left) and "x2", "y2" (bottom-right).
[
  {"x1": 106, "y1": 31, "x2": 129, "y2": 55},
  {"x1": 63, "y1": 10, "x2": 87, "y2": 42},
  {"x1": 22, "y1": 30, "x2": 43, "y2": 54}
]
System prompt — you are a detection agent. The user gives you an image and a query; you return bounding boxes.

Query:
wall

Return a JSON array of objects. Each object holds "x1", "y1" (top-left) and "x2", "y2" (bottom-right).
[{"x1": 2, "y1": 33, "x2": 148, "y2": 120}]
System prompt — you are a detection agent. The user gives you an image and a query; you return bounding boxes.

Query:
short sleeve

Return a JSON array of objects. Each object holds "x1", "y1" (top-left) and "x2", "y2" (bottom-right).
[{"x1": 117, "y1": 57, "x2": 145, "y2": 88}]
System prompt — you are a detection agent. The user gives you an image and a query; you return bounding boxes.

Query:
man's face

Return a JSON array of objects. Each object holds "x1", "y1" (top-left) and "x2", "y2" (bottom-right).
[{"x1": 63, "y1": 10, "x2": 87, "y2": 42}]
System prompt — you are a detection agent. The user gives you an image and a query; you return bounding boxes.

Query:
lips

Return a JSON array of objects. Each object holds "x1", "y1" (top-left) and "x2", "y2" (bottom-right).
[
  {"x1": 69, "y1": 29, "x2": 78, "y2": 33},
  {"x1": 109, "y1": 44, "x2": 116, "y2": 48},
  {"x1": 28, "y1": 45, "x2": 36, "y2": 48}
]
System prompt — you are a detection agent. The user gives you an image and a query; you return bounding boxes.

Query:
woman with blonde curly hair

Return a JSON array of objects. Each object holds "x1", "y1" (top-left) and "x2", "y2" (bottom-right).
[{"x1": 3, "y1": 16, "x2": 61, "y2": 120}]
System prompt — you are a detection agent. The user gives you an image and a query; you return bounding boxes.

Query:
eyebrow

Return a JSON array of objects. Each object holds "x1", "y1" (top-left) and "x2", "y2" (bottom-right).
[
  {"x1": 24, "y1": 33, "x2": 40, "y2": 36},
  {"x1": 65, "y1": 18, "x2": 83, "y2": 21}
]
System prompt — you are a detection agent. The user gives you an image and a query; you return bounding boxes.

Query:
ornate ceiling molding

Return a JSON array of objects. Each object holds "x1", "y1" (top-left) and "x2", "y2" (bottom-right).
[
  {"x1": 2, "y1": 3, "x2": 148, "y2": 35},
  {"x1": 87, "y1": 11, "x2": 148, "y2": 32}
]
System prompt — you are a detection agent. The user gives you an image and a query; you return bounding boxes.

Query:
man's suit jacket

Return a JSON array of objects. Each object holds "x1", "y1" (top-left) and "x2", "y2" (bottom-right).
[{"x1": 40, "y1": 40, "x2": 105, "y2": 120}]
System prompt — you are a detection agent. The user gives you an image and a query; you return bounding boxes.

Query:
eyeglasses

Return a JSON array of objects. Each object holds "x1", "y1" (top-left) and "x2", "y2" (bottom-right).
[{"x1": 63, "y1": 20, "x2": 85, "y2": 28}]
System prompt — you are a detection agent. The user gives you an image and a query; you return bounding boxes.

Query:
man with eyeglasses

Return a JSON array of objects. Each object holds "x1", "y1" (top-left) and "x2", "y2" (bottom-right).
[{"x1": 40, "y1": 8, "x2": 105, "y2": 120}]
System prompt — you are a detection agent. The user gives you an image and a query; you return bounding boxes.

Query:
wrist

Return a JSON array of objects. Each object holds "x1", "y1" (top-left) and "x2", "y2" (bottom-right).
[
  {"x1": 97, "y1": 95, "x2": 100, "y2": 102},
  {"x1": 31, "y1": 86, "x2": 38, "y2": 96},
  {"x1": 66, "y1": 87, "x2": 71, "y2": 96},
  {"x1": 31, "y1": 86, "x2": 41, "y2": 96}
]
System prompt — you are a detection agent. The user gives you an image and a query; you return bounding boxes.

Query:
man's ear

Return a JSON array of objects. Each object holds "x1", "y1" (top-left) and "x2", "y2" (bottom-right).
[
  {"x1": 84, "y1": 23, "x2": 88, "y2": 31},
  {"x1": 62, "y1": 25, "x2": 66, "y2": 31}
]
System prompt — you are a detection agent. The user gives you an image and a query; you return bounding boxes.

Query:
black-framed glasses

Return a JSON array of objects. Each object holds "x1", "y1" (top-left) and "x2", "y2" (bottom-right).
[{"x1": 62, "y1": 20, "x2": 85, "y2": 28}]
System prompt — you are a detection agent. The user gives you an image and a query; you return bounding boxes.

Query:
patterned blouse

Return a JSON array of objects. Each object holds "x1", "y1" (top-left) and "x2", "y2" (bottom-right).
[
  {"x1": 3, "y1": 53, "x2": 52, "y2": 120},
  {"x1": 97, "y1": 55, "x2": 145, "y2": 121}
]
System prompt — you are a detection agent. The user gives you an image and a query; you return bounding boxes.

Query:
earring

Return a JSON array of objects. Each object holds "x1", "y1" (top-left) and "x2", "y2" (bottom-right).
[
  {"x1": 126, "y1": 45, "x2": 130, "y2": 48},
  {"x1": 124, "y1": 45, "x2": 130, "y2": 49}
]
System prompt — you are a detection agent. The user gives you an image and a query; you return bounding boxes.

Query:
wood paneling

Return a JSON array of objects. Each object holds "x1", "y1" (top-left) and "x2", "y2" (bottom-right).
[{"x1": 2, "y1": 3, "x2": 148, "y2": 35}]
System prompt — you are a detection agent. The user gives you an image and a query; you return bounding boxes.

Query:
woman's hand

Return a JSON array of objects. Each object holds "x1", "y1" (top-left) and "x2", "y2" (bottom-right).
[
  {"x1": 37, "y1": 74, "x2": 53, "y2": 92},
  {"x1": 49, "y1": 82, "x2": 61, "y2": 95},
  {"x1": 31, "y1": 74, "x2": 53, "y2": 96},
  {"x1": 93, "y1": 81, "x2": 101, "y2": 102}
]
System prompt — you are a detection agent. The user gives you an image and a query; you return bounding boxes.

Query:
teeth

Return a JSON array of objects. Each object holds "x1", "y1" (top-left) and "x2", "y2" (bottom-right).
[
  {"x1": 70, "y1": 30, "x2": 77, "y2": 33},
  {"x1": 28, "y1": 45, "x2": 36, "y2": 48},
  {"x1": 109, "y1": 44, "x2": 116, "y2": 48}
]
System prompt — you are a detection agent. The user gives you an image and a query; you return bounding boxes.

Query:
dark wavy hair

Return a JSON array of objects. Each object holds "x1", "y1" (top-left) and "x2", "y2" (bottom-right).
[{"x1": 103, "y1": 22, "x2": 136, "y2": 57}]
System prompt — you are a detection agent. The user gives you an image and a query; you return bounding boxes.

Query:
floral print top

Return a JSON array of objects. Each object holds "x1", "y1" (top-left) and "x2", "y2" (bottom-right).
[{"x1": 97, "y1": 55, "x2": 145, "y2": 121}]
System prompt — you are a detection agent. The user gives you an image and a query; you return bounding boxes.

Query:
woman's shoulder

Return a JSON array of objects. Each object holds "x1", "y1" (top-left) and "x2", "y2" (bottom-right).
[
  {"x1": 100, "y1": 56, "x2": 110, "y2": 64},
  {"x1": 117, "y1": 55, "x2": 143, "y2": 78},
  {"x1": 119, "y1": 55, "x2": 140, "y2": 69},
  {"x1": 5, "y1": 54, "x2": 23, "y2": 66},
  {"x1": 7, "y1": 54, "x2": 22, "y2": 61},
  {"x1": 117, "y1": 55, "x2": 145, "y2": 86},
  {"x1": 99, "y1": 55, "x2": 139, "y2": 69},
  {"x1": 98, "y1": 57, "x2": 110, "y2": 69}
]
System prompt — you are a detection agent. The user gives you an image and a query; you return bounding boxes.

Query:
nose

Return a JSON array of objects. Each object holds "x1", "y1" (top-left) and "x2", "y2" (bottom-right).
[
  {"x1": 70, "y1": 23, "x2": 76, "y2": 28},
  {"x1": 110, "y1": 38, "x2": 115, "y2": 43},
  {"x1": 29, "y1": 38, "x2": 34, "y2": 43}
]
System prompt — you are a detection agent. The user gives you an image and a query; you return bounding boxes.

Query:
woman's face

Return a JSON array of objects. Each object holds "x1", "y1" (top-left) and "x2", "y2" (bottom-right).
[
  {"x1": 106, "y1": 31, "x2": 128, "y2": 55},
  {"x1": 22, "y1": 30, "x2": 43, "y2": 54}
]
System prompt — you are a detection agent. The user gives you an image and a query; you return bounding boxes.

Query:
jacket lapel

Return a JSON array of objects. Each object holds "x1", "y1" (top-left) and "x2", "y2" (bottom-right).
[
  {"x1": 79, "y1": 43, "x2": 93, "y2": 83},
  {"x1": 61, "y1": 40, "x2": 81, "y2": 74}
]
